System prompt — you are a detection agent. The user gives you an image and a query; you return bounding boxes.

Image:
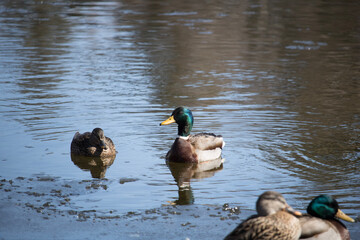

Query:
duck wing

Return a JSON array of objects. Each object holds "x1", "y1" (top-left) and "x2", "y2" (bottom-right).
[
  {"x1": 71, "y1": 132, "x2": 92, "y2": 155},
  {"x1": 72, "y1": 132, "x2": 91, "y2": 143},
  {"x1": 189, "y1": 133, "x2": 225, "y2": 150},
  {"x1": 299, "y1": 215, "x2": 350, "y2": 240}
]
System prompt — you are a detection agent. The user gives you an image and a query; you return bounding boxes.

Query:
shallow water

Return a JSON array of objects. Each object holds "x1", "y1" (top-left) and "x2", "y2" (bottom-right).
[{"x1": 0, "y1": 0, "x2": 360, "y2": 239}]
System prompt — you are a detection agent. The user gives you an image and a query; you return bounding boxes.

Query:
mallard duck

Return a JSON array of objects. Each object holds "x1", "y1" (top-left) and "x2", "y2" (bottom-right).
[
  {"x1": 70, "y1": 128, "x2": 116, "y2": 157},
  {"x1": 299, "y1": 194, "x2": 354, "y2": 240},
  {"x1": 160, "y1": 107, "x2": 225, "y2": 163},
  {"x1": 224, "y1": 191, "x2": 302, "y2": 240}
]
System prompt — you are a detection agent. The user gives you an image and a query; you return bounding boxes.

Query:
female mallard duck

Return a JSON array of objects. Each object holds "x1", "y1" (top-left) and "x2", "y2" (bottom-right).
[
  {"x1": 224, "y1": 191, "x2": 302, "y2": 240},
  {"x1": 160, "y1": 107, "x2": 225, "y2": 163},
  {"x1": 70, "y1": 128, "x2": 116, "y2": 157},
  {"x1": 299, "y1": 195, "x2": 354, "y2": 240}
]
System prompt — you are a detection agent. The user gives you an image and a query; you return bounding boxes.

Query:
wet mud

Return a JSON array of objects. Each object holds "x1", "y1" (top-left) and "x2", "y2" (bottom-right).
[
  {"x1": 1, "y1": 176, "x2": 359, "y2": 239},
  {"x1": 0, "y1": 176, "x2": 244, "y2": 240}
]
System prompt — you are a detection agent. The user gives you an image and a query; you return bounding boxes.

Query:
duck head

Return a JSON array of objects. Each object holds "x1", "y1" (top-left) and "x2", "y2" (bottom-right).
[
  {"x1": 160, "y1": 107, "x2": 194, "y2": 137},
  {"x1": 256, "y1": 191, "x2": 302, "y2": 217},
  {"x1": 307, "y1": 195, "x2": 354, "y2": 222},
  {"x1": 90, "y1": 128, "x2": 107, "y2": 150}
]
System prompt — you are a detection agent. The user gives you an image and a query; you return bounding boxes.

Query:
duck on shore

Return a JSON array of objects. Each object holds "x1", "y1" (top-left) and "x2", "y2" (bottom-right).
[
  {"x1": 299, "y1": 194, "x2": 355, "y2": 240},
  {"x1": 224, "y1": 191, "x2": 302, "y2": 240}
]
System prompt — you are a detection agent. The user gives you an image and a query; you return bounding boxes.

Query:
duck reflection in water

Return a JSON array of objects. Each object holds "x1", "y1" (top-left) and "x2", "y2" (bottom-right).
[
  {"x1": 70, "y1": 128, "x2": 116, "y2": 178},
  {"x1": 166, "y1": 158, "x2": 224, "y2": 205},
  {"x1": 71, "y1": 153, "x2": 115, "y2": 179}
]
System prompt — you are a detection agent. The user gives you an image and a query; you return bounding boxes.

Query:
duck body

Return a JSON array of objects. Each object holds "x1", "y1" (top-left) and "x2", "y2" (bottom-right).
[
  {"x1": 299, "y1": 195, "x2": 354, "y2": 240},
  {"x1": 300, "y1": 215, "x2": 350, "y2": 240},
  {"x1": 161, "y1": 107, "x2": 225, "y2": 163},
  {"x1": 166, "y1": 133, "x2": 224, "y2": 163},
  {"x1": 224, "y1": 191, "x2": 302, "y2": 240},
  {"x1": 70, "y1": 128, "x2": 116, "y2": 157}
]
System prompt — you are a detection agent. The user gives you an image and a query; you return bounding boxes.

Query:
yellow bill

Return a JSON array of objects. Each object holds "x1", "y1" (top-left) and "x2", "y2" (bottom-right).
[
  {"x1": 336, "y1": 209, "x2": 355, "y2": 223},
  {"x1": 160, "y1": 115, "x2": 176, "y2": 126}
]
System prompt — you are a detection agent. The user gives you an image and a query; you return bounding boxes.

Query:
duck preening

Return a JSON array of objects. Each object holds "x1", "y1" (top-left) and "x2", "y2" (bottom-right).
[
  {"x1": 70, "y1": 128, "x2": 116, "y2": 157},
  {"x1": 160, "y1": 107, "x2": 225, "y2": 163}
]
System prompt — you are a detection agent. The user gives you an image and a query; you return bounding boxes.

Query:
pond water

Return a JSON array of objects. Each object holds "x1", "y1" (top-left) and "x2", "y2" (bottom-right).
[{"x1": 0, "y1": 0, "x2": 359, "y2": 239}]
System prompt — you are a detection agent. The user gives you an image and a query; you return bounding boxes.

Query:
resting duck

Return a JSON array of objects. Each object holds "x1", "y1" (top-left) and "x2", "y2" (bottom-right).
[
  {"x1": 224, "y1": 191, "x2": 302, "y2": 240},
  {"x1": 299, "y1": 195, "x2": 354, "y2": 240},
  {"x1": 70, "y1": 128, "x2": 116, "y2": 157},
  {"x1": 160, "y1": 107, "x2": 225, "y2": 163}
]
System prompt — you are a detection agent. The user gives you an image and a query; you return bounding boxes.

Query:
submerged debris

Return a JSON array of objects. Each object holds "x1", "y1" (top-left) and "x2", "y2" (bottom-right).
[
  {"x1": 119, "y1": 178, "x2": 139, "y2": 184},
  {"x1": 222, "y1": 203, "x2": 240, "y2": 215}
]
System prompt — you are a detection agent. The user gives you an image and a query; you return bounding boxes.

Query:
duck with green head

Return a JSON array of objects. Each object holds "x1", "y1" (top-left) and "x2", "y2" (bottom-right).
[
  {"x1": 300, "y1": 194, "x2": 355, "y2": 240},
  {"x1": 224, "y1": 191, "x2": 302, "y2": 240},
  {"x1": 71, "y1": 128, "x2": 116, "y2": 158},
  {"x1": 160, "y1": 107, "x2": 225, "y2": 163}
]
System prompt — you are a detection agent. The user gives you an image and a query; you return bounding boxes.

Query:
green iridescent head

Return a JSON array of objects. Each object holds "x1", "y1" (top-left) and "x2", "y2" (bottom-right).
[
  {"x1": 307, "y1": 195, "x2": 338, "y2": 219},
  {"x1": 307, "y1": 194, "x2": 354, "y2": 222},
  {"x1": 160, "y1": 107, "x2": 194, "y2": 137}
]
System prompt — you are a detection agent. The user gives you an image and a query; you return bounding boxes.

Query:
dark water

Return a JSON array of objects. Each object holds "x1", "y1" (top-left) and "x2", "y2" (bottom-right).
[{"x1": 0, "y1": 0, "x2": 359, "y2": 238}]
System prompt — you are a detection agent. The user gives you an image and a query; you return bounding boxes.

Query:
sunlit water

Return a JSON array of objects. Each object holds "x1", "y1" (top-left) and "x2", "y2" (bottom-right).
[{"x1": 1, "y1": 0, "x2": 360, "y2": 237}]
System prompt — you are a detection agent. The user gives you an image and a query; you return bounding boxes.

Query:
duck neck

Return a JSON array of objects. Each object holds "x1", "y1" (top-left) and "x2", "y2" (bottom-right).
[
  {"x1": 179, "y1": 135, "x2": 189, "y2": 140},
  {"x1": 178, "y1": 123, "x2": 192, "y2": 137}
]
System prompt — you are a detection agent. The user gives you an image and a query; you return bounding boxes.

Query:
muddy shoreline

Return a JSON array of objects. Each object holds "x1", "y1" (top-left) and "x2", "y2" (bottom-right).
[
  {"x1": 0, "y1": 176, "x2": 244, "y2": 240},
  {"x1": 1, "y1": 176, "x2": 359, "y2": 240}
]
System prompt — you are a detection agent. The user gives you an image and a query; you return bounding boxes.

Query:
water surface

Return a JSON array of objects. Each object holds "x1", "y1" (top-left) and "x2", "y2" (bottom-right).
[{"x1": 0, "y1": 0, "x2": 359, "y2": 239}]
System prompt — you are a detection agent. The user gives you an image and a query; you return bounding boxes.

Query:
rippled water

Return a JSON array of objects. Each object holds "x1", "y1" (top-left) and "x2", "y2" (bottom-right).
[{"x1": 1, "y1": 0, "x2": 360, "y2": 238}]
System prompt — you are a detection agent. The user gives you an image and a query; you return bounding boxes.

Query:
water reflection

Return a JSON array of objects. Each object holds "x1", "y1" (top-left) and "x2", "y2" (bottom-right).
[
  {"x1": 167, "y1": 159, "x2": 223, "y2": 205},
  {"x1": 1, "y1": 0, "x2": 71, "y2": 141},
  {"x1": 70, "y1": 153, "x2": 115, "y2": 179},
  {"x1": 0, "y1": 0, "x2": 360, "y2": 236}
]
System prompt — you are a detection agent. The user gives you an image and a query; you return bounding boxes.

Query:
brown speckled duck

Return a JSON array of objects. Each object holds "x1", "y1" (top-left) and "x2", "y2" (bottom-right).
[
  {"x1": 224, "y1": 191, "x2": 302, "y2": 240},
  {"x1": 70, "y1": 128, "x2": 116, "y2": 157},
  {"x1": 160, "y1": 107, "x2": 225, "y2": 163},
  {"x1": 299, "y1": 195, "x2": 354, "y2": 240}
]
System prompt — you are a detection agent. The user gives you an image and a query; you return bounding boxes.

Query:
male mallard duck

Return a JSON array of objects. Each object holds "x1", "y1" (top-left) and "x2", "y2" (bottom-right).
[
  {"x1": 299, "y1": 194, "x2": 355, "y2": 240},
  {"x1": 70, "y1": 128, "x2": 116, "y2": 157},
  {"x1": 224, "y1": 191, "x2": 302, "y2": 240},
  {"x1": 160, "y1": 107, "x2": 225, "y2": 163}
]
